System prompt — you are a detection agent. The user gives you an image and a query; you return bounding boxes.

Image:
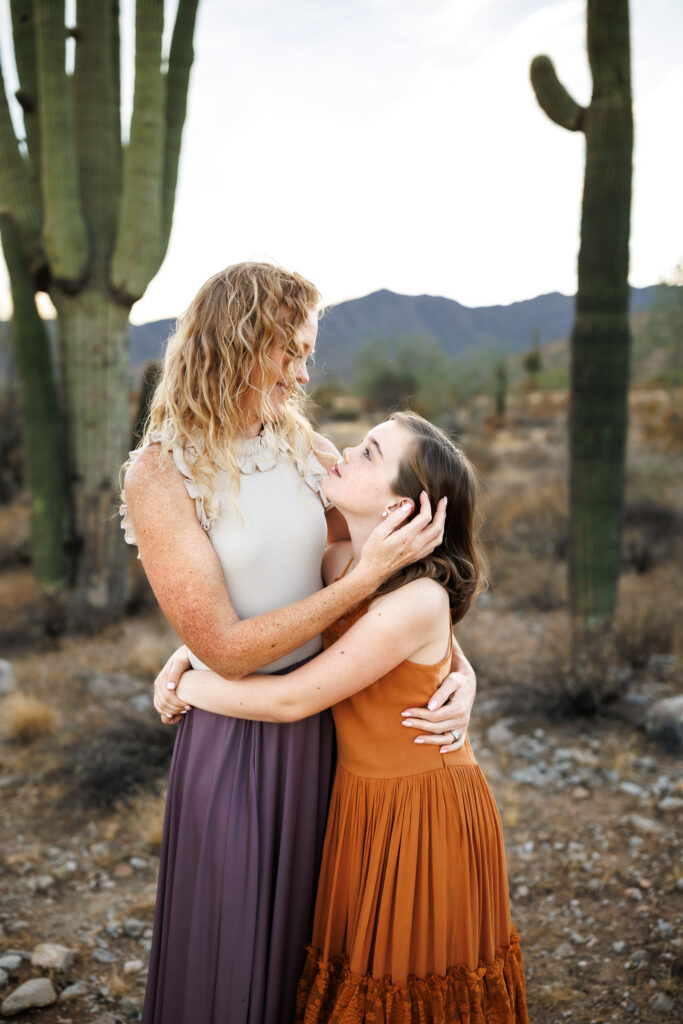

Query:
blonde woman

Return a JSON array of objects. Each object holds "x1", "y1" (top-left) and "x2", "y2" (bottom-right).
[{"x1": 121, "y1": 263, "x2": 476, "y2": 1024}]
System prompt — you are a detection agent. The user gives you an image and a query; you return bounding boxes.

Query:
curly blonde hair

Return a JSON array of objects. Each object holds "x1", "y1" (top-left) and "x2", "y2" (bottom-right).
[{"x1": 133, "y1": 261, "x2": 321, "y2": 516}]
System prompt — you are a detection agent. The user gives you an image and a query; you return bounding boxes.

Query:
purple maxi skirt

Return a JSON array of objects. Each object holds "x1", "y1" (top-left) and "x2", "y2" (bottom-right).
[{"x1": 141, "y1": 658, "x2": 335, "y2": 1024}]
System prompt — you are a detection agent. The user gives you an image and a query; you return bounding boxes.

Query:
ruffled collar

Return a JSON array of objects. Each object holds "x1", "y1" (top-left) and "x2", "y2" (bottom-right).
[{"x1": 232, "y1": 426, "x2": 281, "y2": 474}]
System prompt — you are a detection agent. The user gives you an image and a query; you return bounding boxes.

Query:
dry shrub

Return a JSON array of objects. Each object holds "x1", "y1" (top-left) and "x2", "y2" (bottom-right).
[
  {"x1": 0, "y1": 499, "x2": 31, "y2": 568},
  {"x1": 488, "y1": 479, "x2": 567, "y2": 558},
  {"x1": 1, "y1": 692, "x2": 57, "y2": 742},
  {"x1": 123, "y1": 629, "x2": 177, "y2": 680},
  {"x1": 491, "y1": 554, "x2": 567, "y2": 611},
  {"x1": 122, "y1": 785, "x2": 167, "y2": 852},
  {"x1": 616, "y1": 571, "x2": 681, "y2": 666},
  {"x1": 58, "y1": 716, "x2": 175, "y2": 808}
]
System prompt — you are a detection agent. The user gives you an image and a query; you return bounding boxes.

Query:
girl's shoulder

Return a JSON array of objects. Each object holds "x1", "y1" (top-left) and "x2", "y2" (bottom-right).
[
  {"x1": 322, "y1": 540, "x2": 353, "y2": 585},
  {"x1": 370, "y1": 576, "x2": 449, "y2": 619}
]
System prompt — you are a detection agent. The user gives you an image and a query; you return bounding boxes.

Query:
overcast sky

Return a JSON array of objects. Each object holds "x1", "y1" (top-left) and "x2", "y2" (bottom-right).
[{"x1": 0, "y1": 0, "x2": 681, "y2": 323}]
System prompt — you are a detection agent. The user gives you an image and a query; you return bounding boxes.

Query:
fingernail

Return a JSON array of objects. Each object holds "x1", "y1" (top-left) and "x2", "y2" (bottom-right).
[
  {"x1": 428, "y1": 699, "x2": 437, "y2": 711},
  {"x1": 167, "y1": 682, "x2": 176, "y2": 689},
  {"x1": 180, "y1": 709, "x2": 188, "y2": 715},
  {"x1": 443, "y1": 496, "x2": 448, "y2": 507},
  {"x1": 401, "y1": 720, "x2": 411, "y2": 726},
  {"x1": 184, "y1": 705, "x2": 191, "y2": 710},
  {"x1": 401, "y1": 710, "x2": 410, "y2": 717},
  {"x1": 414, "y1": 738, "x2": 424, "y2": 744},
  {"x1": 440, "y1": 746, "x2": 448, "y2": 753}
]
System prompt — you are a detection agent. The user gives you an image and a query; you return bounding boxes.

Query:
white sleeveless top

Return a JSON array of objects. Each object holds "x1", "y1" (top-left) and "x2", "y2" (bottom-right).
[{"x1": 121, "y1": 427, "x2": 330, "y2": 672}]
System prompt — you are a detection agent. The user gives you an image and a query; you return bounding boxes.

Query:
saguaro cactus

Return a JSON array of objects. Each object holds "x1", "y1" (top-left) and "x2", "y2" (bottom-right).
[
  {"x1": 530, "y1": 0, "x2": 633, "y2": 671},
  {"x1": 0, "y1": 0, "x2": 199, "y2": 621}
]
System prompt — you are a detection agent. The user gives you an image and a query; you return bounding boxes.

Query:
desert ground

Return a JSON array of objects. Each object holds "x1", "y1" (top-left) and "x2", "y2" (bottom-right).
[{"x1": 0, "y1": 384, "x2": 681, "y2": 1023}]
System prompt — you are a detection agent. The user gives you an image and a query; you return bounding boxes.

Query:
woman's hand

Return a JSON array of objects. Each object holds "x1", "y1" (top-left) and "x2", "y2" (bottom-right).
[
  {"x1": 153, "y1": 645, "x2": 192, "y2": 724},
  {"x1": 357, "y1": 491, "x2": 447, "y2": 584},
  {"x1": 400, "y1": 638, "x2": 476, "y2": 752}
]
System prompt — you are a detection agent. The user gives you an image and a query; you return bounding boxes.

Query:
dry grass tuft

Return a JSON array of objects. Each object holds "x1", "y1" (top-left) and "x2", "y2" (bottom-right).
[
  {"x1": 1, "y1": 692, "x2": 58, "y2": 743},
  {"x1": 488, "y1": 479, "x2": 567, "y2": 557},
  {"x1": 121, "y1": 785, "x2": 167, "y2": 852},
  {"x1": 123, "y1": 629, "x2": 176, "y2": 680},
  {"x1": 616, "y1": 571, "x2": 682, "y2": 666}
]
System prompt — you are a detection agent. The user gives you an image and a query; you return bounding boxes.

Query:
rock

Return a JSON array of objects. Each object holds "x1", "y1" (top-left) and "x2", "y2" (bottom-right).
[
  {"x1": 123, "y1": 958, "x2": 144, "y2": 974},
  {"x1": 572, "y1": 786, "x2": 591, "y2": 800},
  {"x1": 676, "y1": 877, "x2": 683, "y2": 893},
  {"x1": 630, "y1": 948, "x2": 649, "y2": 968},
  {"x1": 33, "y1": 874, "x2": 55, "y2": 892},
  {"x1": 0, "y1": 969, "x2": 8, "y2": 989},
  {"x1": 626, "y1": 887, "x2": 643, "y2": 901},
  {"x1": 1, "y1": 978, "x2": 57, "y2": 1015},
  {"x1": 653, "y1": 919, "x2": 675, "y2": 940},
  {"x1": 645, "y1": 694, "x2": 683, "y2": 753},
  {"x1": 554, "y1": 941, "x2": 574, "y2": 959},
  {"x1": 515, "y1": 885, "x2": 530, "y2": 900},
  {"x1": 129, "y1": 856, "x2": 148, "y2": 870},
  {"x1": 0, "y1": 659, "x2": 14, "y2": 696},
  {"x1": 60, "y1": 980, "x2": 88, "y2": 1000},
  {"x1": 120, "y1": 996, "x2": 142, "y2": 1014},
  {"x1": 658, "y1": 796, "x2": 683, "y2": 812},
  {"x1": 646, "y1": 654, "x2": 678, "y2": 680},
  {"x1": 31, "y1": 942, "x2": 76, "y2": 971},
  {"x1": 123, "y1": 918, "x2": 144, "y2": 939},
  {"x1": 0, "y1": 954, "x2": 22, "y2": 976},
  {"x1": 648, "y1": 992, "x2": 674, "y2": 1012},
  {"x1": 3, "y1": 921, "x2": 28, "y2": 935},
  {"x1": 613, "y1": 940, "x2": 626, "y2": 954},
  {"x1": 619, "y1": 781, "x2": 645, "y2": 797},
  {"x1": 486, "y1": 718, "x2": 517, "y2": 746},
  {"x1": 629, "y1": 814, "x2": 663, "y2": 836},
  {"x1": 129, "y1": 693, "x2": 154, "y2": 712},
  {"x1": 85, "y1": 671, "x2": 141, "y2": 697},
  {"x1": 113, "y1": 863, "x2": 134, "y2": 878},
  {"x1": 92, "y1": 947, "x2": 117, "y2": 964},
  {"x1": 570, "y1": 932, "x2": 587, "y2": 945}
]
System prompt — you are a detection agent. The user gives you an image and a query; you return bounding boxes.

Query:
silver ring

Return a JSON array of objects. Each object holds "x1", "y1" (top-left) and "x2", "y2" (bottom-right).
[{"x1": 451, "y1": 730, "x2": 460, "y2": 744}]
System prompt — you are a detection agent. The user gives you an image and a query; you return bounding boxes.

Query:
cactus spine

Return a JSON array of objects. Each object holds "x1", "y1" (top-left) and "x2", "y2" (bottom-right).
[
  {"x1": 530, "y1": 0, "x2": 633, "y2": 669},
  {"x1": 0, "y1": 0, "x2": 199, "y2": 621}
]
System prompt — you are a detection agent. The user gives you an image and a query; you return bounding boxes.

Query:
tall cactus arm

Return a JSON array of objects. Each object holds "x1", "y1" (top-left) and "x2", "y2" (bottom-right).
[
  {"x1": 159, "y1": 0, "x2": 200, "y2": 257},
  {"x1": 110, "y1": 0, "x2": 166, "y2": 305},
  {"x1": 33, "y1": 0, "x2": 89, "y2": 286},
  {"x1": 0, "y1": 51, "x2": 43, "y2": 274},
  {"x1": 10, "y1": 0, "x2": 41, "y2": 184},
  {"x1": 530, "y1": 55, "x2": 586, "y2": 133},
  {"x1": 72, "y1": 0, "x2": 121, "y2": 283}
]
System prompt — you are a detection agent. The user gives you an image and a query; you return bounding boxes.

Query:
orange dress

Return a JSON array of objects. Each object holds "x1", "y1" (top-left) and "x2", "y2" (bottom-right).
[{"x1": 296, "y1": 600, "x2": 529, "y2": 1023}]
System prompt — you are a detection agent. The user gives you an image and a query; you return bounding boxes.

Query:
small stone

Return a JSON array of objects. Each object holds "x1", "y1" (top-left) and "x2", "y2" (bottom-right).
[
  {"x1": 123, "y1": 959, "x2": 144, "y2": 974},
  {"x1": 648, "y1": 992, "x2": 674, "y2": 1012},
  {"x1": 4, "y1": 920, "x2": 28, "y2": 934},
  {"x1": 92, "y1": 947, "x2": 117, "y2": 964},
  {"x1": 619, "y1": 781, "x2": 644, "y2": 797},
  {"x1": 658, "y1": 796, "x2": 683, "y2": 812},
  {"x1": 60, "y1": 980, "x2": 88, "y2": 1000},
  {"x1": 570, "y1": 932, "x2": 587, "y2": 945},
  {"x1": 646, "y1": 654, "x2": 678, "y2": 680},
  {"x1": 626, "y1": 888, "x2": 643, "y2": 901},
  {"x1": 0, "y1": 658, "x2": 15, "y2": 696},
  {"x1": 34, "y1": 874, "x2": 55, "y2": 892},
  {"x1": 515, "y1": 885, "x2": 530, "y2": 899},
  {"x1": 631, "y1": 948, "x2": 649, "y2": 968},
  {"x1": 613, "y1": 940, "x2": 626, "y2": 954},
  {"x1": 113, "y1": 862, "x2": 134, "y2": 878},
  {"x1": 129, "y1": 693, "x2": 154, "y2": 712},
  {"x1": 629, "y1": 814, "x2": 663, "y2": 836},
  {"x1": 0, "y1": 954, "x2": 22, "y2": 976},
  {"x1": 31, "y1": 943, "x2": 76, "y2": 971},
  {"x1": 653, "y1": 919, "x2": 675, "y2": 940},
  {"x1": 554, "y1": 941, "x2": 574, "y2": 958},
  {"x1": 487, "y1": 718, "x2": 517, "y2": 746},
  {"x1": 645, "y1": 694, "x2": 683, "y2": 753},
  {"x1": 120, "y1": 996, "x2": 142, "y2": 1013},
  {"x1": 1, "y1": 977, "x2": 57, "y2": 1015},
  {"x1": 572, "y1": 786, "x2": 591, "y2": 800},
  {"x1": 676, "y1": 878, "x2": 683, "y2": 893},
  {"x1": 129, "y1": 856, "x2": 148, "y2": 870},
  {"x1": 123, "y1": 918, "x2": 144, "y2": 939}
]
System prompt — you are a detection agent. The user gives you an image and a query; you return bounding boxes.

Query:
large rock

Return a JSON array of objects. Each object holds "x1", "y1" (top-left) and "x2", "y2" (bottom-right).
[
  {"x1": 31, "y1": 943, "x2": 76, "y2": 971},
  {"x1": 1, "y1": 978, "x2": 57, "y2": 1016},
  {"x1": 645, "y1": 695, "x2": 683, "y2": 753}
]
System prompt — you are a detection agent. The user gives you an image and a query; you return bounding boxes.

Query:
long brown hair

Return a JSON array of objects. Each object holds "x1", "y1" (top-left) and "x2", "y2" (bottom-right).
[{"x1": 375, "y1": 412, "x2": 488, "y2": 623}]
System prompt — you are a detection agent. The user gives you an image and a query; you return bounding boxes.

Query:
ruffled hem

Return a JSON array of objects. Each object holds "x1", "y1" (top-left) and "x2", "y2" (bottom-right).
[
  {"x1": 296, "y1": 932, "x2": 529, "y2": 1024},
  {"x1": 120, "y1": 427, "x2": 330, "y2": 547}
]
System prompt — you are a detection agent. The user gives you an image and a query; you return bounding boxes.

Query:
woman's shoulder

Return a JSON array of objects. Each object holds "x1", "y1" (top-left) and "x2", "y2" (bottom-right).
[{"x1": 371, "y1": 577, "x2": 449, "y2": 621}]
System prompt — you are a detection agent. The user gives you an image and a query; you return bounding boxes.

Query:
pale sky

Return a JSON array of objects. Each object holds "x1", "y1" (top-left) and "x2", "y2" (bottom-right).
[{"x1": 0, "y1": 0, "x2": 681, "y2": 324}]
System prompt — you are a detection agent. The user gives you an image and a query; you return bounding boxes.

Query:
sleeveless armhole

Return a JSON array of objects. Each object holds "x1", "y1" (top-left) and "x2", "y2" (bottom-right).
[{"x1": 120, "y1": 435, "x2": 212, "y2": 551}]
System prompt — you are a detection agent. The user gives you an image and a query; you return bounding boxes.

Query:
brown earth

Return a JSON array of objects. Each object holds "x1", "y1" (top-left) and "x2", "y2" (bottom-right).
[{"x1": 0, "y1": 387, "x2": 681, "y2": 1023}]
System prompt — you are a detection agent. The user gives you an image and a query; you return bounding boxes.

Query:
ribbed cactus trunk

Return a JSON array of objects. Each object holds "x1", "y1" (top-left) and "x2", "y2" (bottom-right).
[
  {"x1": 0, "y1": 213, "x2": 70, "y2": 591},
  {"x1": 531, "y1": 0, "x2": 633, "y2": 682},
  {"x1": 0, "y1": 0, "x2": 199, "y2": 624}
]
